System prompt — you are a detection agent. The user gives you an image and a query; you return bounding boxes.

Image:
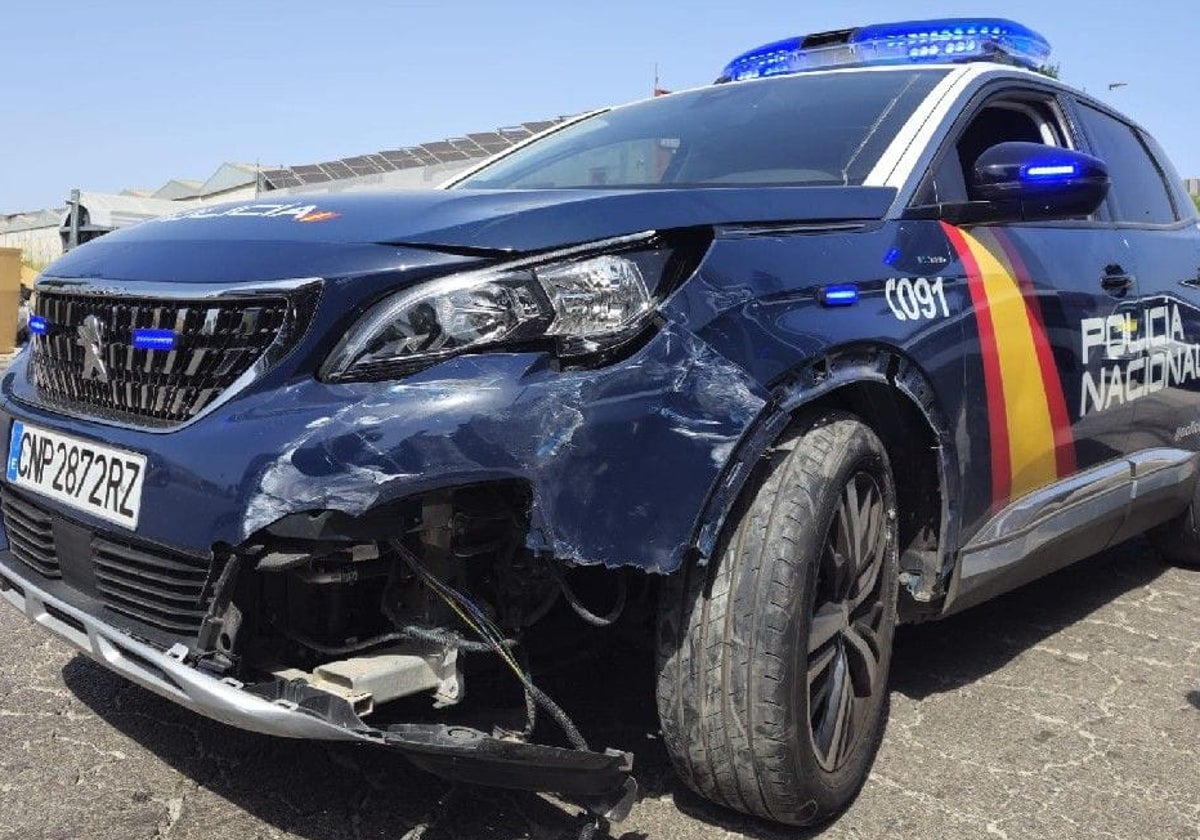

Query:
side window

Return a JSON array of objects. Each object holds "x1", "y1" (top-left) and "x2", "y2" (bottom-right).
[
  {"x1": 1139, "y1": 129, "x2": 1198, "y2": 221},
  {"x1": 1074, "y1": 103, "x2": 1178, "y2": 225},
  {"x1": 914, "y1": 95, "x2": 1070, "y2": 206}
]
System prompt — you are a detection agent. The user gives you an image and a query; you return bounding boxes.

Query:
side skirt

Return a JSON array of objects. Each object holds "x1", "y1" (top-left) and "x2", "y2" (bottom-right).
[{"x1": 943, "y1": 448, "x2": 1198, "y2": 615}]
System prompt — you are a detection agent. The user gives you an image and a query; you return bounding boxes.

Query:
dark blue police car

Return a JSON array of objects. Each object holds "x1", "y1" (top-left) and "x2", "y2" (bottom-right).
[{"x1": 3, "y1": 17, "x2": 1198, "y2": 829}]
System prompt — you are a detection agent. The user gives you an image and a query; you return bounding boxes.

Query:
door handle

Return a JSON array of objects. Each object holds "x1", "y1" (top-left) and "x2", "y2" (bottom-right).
[{"x1": 1100, "y1": 270, "x2": 1134, "y2": 296}]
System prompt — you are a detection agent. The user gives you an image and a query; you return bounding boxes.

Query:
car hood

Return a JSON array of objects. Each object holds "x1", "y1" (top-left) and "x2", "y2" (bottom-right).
[{"x1": 44, "y1": 186, "x2": 895, "y2": 283}]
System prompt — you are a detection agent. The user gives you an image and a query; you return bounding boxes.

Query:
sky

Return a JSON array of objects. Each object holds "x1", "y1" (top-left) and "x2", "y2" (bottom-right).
[{"x1": 1, "y1": 0, "x2": 1196, "y2": 213}]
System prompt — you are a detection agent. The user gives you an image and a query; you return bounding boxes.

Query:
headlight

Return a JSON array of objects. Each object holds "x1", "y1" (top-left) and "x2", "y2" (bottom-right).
[{"x1": 321, "y1": 233, "x2": 682, "y2": 381}]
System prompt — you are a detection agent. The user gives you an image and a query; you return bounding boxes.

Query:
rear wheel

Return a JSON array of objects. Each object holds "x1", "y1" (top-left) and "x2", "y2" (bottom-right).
[
  {"x1": 1149, "y1": 480, "x2": 1200, "y2": 567},
  {"x1": 656, "y1": 411, "x2": 898, "y2": 825}
]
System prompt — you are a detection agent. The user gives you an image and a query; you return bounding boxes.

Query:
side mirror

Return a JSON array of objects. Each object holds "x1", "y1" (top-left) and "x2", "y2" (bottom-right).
[{"x1": 971, "y1": 141, "x2": 1110, "y2": 221}]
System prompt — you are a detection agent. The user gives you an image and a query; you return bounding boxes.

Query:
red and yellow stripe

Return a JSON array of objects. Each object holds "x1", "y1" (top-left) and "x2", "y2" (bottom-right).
[{"x1": 941, "y1": 223, "x2": 1075, "y2": 511}]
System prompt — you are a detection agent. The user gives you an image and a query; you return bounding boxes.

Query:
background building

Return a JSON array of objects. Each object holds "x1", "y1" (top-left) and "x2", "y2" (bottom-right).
[
  {"x1": 0, "y1": 210, "x2": 64, "y2": 266},
  {"x1": 0, "y1": 117, "x2": 568, "y2": 269}
]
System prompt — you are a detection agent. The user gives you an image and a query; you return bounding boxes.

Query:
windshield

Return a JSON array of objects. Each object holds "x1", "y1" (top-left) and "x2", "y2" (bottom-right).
[{"x1": 456, "y1": 69, "x2": 947, "y2": 190}]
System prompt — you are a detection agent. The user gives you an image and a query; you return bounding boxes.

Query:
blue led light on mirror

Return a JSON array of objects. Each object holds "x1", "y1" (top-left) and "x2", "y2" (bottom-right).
[
  {"x1": 133, "y1": 329, "x2": 176, "y2": 350},
  {"x1": 1024, "y1": 164, "x2": 1078, "y2": 179},
  {"x1": 719, "y1": 17, "x2": 1052, "y2": 82},
  {"x1": 28, "y1": 316, "x2": 47, "y2": 335}
]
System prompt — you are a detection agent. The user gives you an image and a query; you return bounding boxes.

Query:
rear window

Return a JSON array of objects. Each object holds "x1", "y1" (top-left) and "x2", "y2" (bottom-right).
[{"x1": 457, "y1": 70, "x2": 947, "y2": 190}]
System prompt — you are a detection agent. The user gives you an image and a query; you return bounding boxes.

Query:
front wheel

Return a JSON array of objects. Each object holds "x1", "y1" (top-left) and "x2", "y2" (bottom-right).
[{"x1": 656, "y1": 410, "x2": 899, "y2": 826}]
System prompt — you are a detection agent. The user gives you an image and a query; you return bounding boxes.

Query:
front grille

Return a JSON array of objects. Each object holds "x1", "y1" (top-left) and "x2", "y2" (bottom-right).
[
  {"x1": 0, "y1": 488, "x2": 217, "y2": 637},
  {"x1": 28, "y1": 290, "x2": 297, "y2": 427},
  {"x1": 93, "y1": 536, "x2": 216, "y2": 635},
  {"x1": 2, "y1": 491, "x2": 60, "y2": 578}
]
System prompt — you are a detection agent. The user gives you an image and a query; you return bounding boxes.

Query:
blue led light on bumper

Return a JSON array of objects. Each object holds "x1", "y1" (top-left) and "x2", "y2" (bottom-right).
[
  {"x1": 28, "y1": 316, "x2": 47, "y2": 336},
  {"x1": 819, "y1": 284, "x2": 860, "y2": 307},
  {"x1": 133, "y1": 329, "x2": 176, "y2": 350},
  {"x1": 719, "y1": 17, "x2": 1052, "y2": 82}
]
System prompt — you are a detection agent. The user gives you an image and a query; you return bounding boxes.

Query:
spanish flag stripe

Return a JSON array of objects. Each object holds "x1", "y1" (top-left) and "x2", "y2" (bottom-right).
[
  {"x1": 967, "y1": 229, "x2": 1061, "y2": 499},
  {"x1": 990, "y1": 231, "x2": 1077, "y2": 477},
  {"x1": 942, "y1": 222, "x2": 1012, "y2": 506},
  {"x1": 942, "y1": 223, "x2": 1073, "y2": 508}
]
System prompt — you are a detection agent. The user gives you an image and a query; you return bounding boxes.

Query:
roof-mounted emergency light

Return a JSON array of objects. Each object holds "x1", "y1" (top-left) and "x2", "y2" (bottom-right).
[{"x1": 718, "y1": 18, "x2": 1051, "y2": 82}]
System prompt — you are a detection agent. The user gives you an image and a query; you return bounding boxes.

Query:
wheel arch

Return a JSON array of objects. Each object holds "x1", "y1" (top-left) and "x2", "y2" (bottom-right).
[{"x1": 689, "y1": 344, "x2": 960, "y2": 619}]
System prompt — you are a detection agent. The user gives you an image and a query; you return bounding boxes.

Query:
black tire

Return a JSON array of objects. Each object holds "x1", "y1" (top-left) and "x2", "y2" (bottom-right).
[
  {"x1": 1149, "y1": 480, "x2": 1200, "y2": 567},
  {"x1": 656, "y1": 410, "x2": 899, "y2": 826}
]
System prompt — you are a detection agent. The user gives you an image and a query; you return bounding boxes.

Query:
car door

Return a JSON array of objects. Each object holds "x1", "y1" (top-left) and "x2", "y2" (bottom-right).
[
  {"x1": 1069, "y1": 100, "x2": 1200, "y2": 541},
  {"x1": 914, "y1": 84, "x2": 1139, "y2": 548},
  {"x1": 1071, "y1": 101, "x2": 1200, "y2": 449}
]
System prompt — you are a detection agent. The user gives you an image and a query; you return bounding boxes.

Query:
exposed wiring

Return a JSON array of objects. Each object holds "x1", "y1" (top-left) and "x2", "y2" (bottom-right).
[
  {"x1": 393, "y1": 622, "x2": 511, "y2": 653},
  {"x1": 393, "y1": 542, "x2": 591, "y2": 752},
  {"x1": 279, "y1": 629, "x2": 408, "y2": 657},
  {"x1": 408, "y1": 554, "x2": 525, "y2": 679},
  {"x1": 278, "y1": 623, "x2": 506, "y2": 657},
  {"x1": 547, "y1": 562, "x2": 628, "y2": 627},
  {"x1": 517, "y1": 647, "x2": 538, "y2": 739},
  {"x1": 378, "y1": 561, "x2": 518, "y2": 655}
]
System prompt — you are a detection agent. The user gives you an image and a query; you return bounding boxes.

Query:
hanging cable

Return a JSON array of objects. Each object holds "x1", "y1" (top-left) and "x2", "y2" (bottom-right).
[
  {"x1": 517, "y1": 646, "x2": 538, "y2": 739},
  {"x1": 546, "y1": 562, "x2": 628, "y2": 627},
  {"x1": 393, "y1": 542, "x2": 591, "y2": 752}
]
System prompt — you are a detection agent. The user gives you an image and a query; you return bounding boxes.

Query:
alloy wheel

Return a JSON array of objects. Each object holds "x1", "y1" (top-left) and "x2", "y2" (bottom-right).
[{"x1": 806, "y1": 470, "x2": 890, "y2": 772}]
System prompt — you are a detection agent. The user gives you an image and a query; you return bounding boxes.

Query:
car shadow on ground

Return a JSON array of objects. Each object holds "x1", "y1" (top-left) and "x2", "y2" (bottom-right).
[
  {"x1": 888, "y1": 537, "x2": 1171, "y2": 701},
  {"x1": 62, "y1": 538, "x2": 1176, "y2": 840}
]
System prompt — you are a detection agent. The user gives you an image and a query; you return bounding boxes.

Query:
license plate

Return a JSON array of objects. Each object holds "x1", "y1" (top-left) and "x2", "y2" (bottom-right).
[{"x1": 5, "y1": 421, "x2": 146, "y2": 530}]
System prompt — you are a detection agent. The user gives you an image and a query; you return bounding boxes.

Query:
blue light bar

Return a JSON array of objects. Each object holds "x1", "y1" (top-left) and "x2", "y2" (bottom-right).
[
  {"x1": 28, "y1": 316, "x2": 47, "y2": 335},
  {"x1": 133, "y1": 329, "x2": 176, "y2": 351},
  {"x1": 820, "y1": 284, "x2": 859, "y2": 307},
  {"x1": 720, "y1": 18, "x2": 1052, "y2": 82}
]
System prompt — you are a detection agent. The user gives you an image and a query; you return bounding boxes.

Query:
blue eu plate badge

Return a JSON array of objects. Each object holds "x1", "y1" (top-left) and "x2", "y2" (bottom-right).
[{"x1": 6, "y1": 421, "x2": 23, "y2": 482}]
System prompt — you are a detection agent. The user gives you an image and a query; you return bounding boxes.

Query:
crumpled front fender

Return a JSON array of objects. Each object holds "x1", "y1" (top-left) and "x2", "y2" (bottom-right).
[{"x1": 239, "y1": 324, "x2": 769, "y2": 573}]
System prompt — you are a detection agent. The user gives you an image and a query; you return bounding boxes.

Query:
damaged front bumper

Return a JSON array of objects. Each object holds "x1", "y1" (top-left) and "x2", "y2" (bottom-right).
[
  {"x1": 0, "y1": 557, "x2": 636, "y2": 820},
  {"x1": 0, "y1": 276, "x2": 774, "y2": 823}
]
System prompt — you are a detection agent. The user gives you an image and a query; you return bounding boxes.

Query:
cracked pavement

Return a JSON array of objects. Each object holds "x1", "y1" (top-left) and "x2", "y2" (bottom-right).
[{"x1": 0, "y1": 538, "x2": 1198, "y2": 839}]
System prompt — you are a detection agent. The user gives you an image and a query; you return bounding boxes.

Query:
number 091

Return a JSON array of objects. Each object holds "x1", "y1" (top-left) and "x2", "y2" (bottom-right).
[{"x1": 885, "y1": 277, "x2": 950, "y2": 322}]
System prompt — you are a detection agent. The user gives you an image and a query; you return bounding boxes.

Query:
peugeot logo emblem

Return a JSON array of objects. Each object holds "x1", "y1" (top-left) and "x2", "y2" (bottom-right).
[{"x1": 77, "y1": 314, "x2": 109, "y2": 383}]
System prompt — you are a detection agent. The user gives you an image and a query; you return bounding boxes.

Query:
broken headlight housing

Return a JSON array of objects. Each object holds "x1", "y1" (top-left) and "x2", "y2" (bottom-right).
[{"x1": 321, "y1": 232, "x2": 684, "y2": 381}]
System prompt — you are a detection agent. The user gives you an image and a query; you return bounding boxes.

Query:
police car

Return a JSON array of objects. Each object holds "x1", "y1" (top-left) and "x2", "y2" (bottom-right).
[{"x1": 2, "y1": 16, "x2": 1198, "y2": 830}]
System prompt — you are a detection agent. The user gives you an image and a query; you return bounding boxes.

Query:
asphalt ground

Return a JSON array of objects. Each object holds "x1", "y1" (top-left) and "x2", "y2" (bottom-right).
[{"x1": 0, "y1": 536, "x2": 1197, "y2": 840}]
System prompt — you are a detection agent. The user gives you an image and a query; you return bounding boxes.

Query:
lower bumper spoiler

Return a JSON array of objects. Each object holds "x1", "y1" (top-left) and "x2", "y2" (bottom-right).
[{"x1": 0, "y1": 555, "x2": 636, "y2": 821}]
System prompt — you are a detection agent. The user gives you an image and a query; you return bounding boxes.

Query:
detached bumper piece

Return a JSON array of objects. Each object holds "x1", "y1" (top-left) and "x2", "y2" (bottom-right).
[
  {"x1": 0, "y1": 554, "x2": 637, "y2": 822},
  {"x1": 384, "y1": 724, "x2": 636, "y2": 819}
]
